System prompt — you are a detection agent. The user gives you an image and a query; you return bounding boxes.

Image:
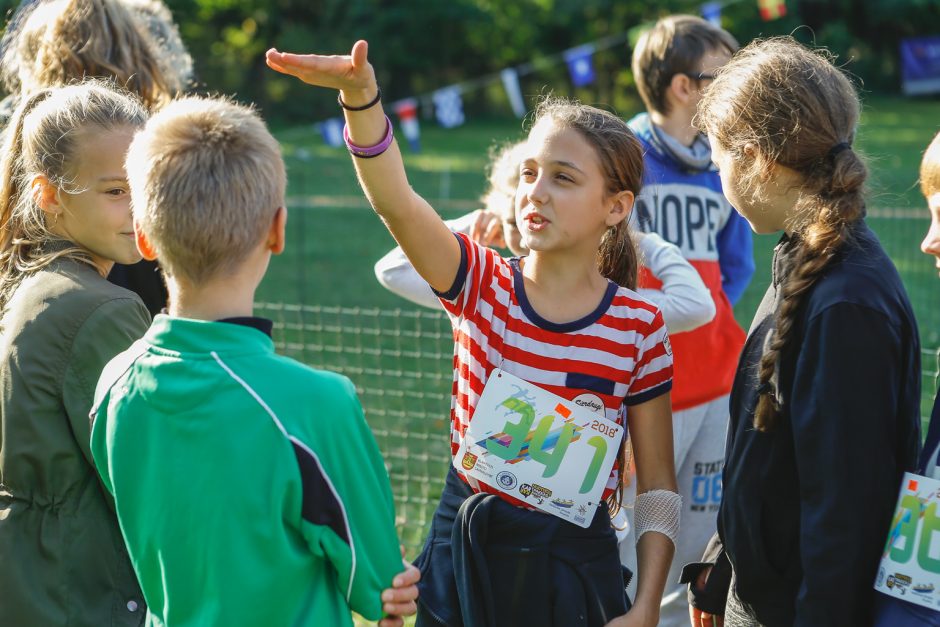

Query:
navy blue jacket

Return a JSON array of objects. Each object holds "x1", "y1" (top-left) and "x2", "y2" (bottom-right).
[
  {"x1": 717, "y1": 223, "x2": 920, "y2": 626},
  {"x1": 415, "y1": 467, "x2": 630, "y2": 627}
]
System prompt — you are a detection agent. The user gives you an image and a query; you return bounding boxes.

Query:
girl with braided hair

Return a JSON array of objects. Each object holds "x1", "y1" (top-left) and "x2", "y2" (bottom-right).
[{"x1": 683, "y1": 37, "x2": 921, "y2": 626}]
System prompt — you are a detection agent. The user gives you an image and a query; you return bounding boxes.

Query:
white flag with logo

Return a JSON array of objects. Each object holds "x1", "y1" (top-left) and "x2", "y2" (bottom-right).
[{"x1": 432, "y1": 86, "x2": 465, "y2": 128}]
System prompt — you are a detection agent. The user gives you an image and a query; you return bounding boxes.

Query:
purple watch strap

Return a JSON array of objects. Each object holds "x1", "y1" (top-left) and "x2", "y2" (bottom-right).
[{"x1": 344, "y1": 115, "x2": 394, "y2": 159}]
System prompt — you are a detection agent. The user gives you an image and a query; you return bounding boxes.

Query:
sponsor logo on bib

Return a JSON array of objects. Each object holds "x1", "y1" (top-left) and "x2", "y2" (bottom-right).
[{"x1": 573, "y1": 393, "x2": 605, "y2": 414}]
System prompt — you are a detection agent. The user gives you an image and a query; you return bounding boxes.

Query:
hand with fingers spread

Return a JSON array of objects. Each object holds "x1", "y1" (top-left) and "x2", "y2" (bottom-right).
[{"x1": 377, "y1": 546, "x2": 420, "y2": 627}]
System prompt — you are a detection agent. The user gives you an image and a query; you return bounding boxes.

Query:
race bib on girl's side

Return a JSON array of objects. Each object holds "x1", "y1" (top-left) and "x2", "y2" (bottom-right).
[
  {"x1": 454, "y1": 368, "x2": 623, "y2": 528},
  {"x1": 874, "y1": 472, "x2": 940, "y2": 610}
]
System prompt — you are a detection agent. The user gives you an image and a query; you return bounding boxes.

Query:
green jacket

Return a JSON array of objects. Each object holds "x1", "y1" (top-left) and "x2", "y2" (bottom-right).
[
  {"x1": 91, "y1": 315, "x2": 403, "y2": 626},
  {"x1": 0, "y1": 253, "x2": 151, "y2": 626}
]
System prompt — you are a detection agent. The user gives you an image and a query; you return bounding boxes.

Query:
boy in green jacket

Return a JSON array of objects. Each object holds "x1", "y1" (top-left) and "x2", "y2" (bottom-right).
[{"x1": 90, "y1": 96, "x2": 417, "y2": 626}]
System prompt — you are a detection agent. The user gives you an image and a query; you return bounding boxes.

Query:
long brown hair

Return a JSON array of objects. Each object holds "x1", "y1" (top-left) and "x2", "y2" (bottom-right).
[
  {"x1": 0, "y1": 81, "x2": 148, "y2": 310},
  {"x1": 697, "y1": 37, "x2": 868, "y2": 431},
  {"x1": 530, "y1": 97, "x2": 646, "y2": 510},
  {"x1": 2, "y1": 0, "x2": 187, "y2": 109},
  {"x1": 531, "y1": 97, "x2": 645, "y2": 290}
]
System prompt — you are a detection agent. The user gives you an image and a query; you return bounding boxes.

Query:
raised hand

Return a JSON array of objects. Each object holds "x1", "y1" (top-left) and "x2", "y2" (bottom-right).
[{"x1": 265, "y1": 40, "x2": 376, "y2": 103}]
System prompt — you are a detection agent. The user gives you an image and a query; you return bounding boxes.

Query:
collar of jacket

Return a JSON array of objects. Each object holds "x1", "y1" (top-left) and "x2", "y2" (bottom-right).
[
  {"x1": 627, "y1": 112, "x2": 715, "y2": 174},
  {"x1": 144, "y1": 314, "x2": 275, "y2": 356}
]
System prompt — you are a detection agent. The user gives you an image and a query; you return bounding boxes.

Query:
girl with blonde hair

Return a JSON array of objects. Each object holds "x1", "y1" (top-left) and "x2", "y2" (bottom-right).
[
  {"x1": 0, "y1": 81, "x2": 151, "y2": 625},
  {"x1": 0, "y1": 0, "x2": 193, "y2": 316}
]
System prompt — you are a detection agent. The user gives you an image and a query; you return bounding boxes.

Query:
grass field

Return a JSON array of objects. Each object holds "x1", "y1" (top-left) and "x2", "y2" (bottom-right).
[{"x1": 255, "y1": 95, "x2": 940, "y2": 586}]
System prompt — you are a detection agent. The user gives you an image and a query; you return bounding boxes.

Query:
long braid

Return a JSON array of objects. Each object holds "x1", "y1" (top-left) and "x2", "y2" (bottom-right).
[
  {"x1": 598, "y1": 220, "x2": 638, "y2": 290},
  {"x1": 754, "y1": 145, "x2": 868, "y2": 429},
  {"x1": 697, "y1": 37, "x2": 868, "y2": 430}
]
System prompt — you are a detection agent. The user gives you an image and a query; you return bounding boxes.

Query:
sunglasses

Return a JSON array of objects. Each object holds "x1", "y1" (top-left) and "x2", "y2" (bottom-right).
[{"x1": 680, "y1": 71, "x2": 717, "y2": 82}]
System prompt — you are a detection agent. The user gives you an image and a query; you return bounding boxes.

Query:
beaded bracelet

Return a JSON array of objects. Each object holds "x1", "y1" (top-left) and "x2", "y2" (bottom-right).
[
  {"x1": 338, "y1": 88, "x2": 381, "y2": 111},
  {"x1": 344, "y1": 115, "x2": 394, "y2": 159}
]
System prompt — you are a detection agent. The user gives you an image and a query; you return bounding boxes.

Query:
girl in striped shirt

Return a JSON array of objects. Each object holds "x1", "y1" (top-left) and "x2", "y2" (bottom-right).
[{"x1": 268, "y1": 41, "x2": 680, "y2": 627}]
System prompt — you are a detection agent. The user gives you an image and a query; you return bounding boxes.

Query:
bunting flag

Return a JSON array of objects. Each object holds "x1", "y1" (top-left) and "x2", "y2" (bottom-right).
[
  {"x1": 432, "y1": 86, "x2": 466, "y2": 128},
  {"x1": 758, "y1": 0, "x2": 786, "y2": 21},
  {"x1": 309, "y1": 31, "x2": 636, "y2": 136},
  {"x1": 318, "y1": 118, "x2": 344, "y2": 148},
  {"x1": 563, "y1": 44, "x2": 596, "y2": 87},
  {"x1": 500, "y1": 68, "x2": 527, "y2": 118},
  {"x1": 701, "y1": 2, "x2": 722, "y2": 26},
  {"x1": 393, "y1": 99, "x2": 421, "y2": 152}
]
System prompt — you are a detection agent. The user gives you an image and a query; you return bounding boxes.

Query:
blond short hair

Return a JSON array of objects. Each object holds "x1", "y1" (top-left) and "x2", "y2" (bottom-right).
[
  {"x1": 126, "y1": 96, "x2": 286, "y2": 285},
  {"x1": 480, "y1": 140, "x2": 524, "y2": 218},
  {"x1": 922, "y1": 131, "x2": 940, "y2": 198}
]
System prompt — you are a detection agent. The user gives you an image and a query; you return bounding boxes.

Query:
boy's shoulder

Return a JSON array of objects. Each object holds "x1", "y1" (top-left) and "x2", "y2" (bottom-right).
[
  {"x1": 261, "y1": 352, "x2": 358, "y2": 399},
  {"x1": 212, "y1": 349, "x2": 361, "y2": 423}
]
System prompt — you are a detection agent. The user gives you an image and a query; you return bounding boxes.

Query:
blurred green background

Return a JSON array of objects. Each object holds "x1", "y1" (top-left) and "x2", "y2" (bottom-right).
[{"x1": 3, "y1": 5, "x2": 938, "y2": 622}]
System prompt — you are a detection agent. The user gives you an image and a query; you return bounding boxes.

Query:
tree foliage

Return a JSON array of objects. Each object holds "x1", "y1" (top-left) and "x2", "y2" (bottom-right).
[{"x1": 1, "y1": 0, "x2": 938, "y2": 123}]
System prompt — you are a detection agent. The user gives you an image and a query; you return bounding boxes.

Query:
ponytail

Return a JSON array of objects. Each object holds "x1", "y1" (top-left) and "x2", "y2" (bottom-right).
[
  {"x1": 0, "y1": 90, "x2": 53, "y2": 247},
  {"x1": 597, "y1": 221, "x2": 639, "y2": 290},
  {"x1": 0, "y1": 89, "x2": 60, "y2": 308}
]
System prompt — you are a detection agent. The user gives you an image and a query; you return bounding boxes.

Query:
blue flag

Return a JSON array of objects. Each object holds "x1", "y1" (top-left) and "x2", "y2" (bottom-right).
[
  {"x1": 564, "y1": 44, "x2": 596, "y2": 88},
  {"x1": 900, "y1": 36, "x2": 940, "y2": 95},
  {"x1": 318, "y1": 118, "x2": 344, "y2": 148},
  {"x1": 701, "y1": 2, "x2": 722, "y2": 26}
]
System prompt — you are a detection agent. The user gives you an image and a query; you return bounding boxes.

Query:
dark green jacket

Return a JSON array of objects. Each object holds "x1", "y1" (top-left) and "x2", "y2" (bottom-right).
[{"x1": 0, "y1": 252, "x2": 150, "y2": 626}]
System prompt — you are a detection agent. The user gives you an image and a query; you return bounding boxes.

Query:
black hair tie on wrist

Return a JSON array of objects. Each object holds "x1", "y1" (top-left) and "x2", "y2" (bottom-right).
[
  {"x1": 338, "y1": 88, "x2": 381, "y2": 111},
  {"x1": 828, "y1": 142, "x2": 851, "y2": 159}
]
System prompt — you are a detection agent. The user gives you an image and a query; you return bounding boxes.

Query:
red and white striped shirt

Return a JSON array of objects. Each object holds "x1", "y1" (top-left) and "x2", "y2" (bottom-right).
[{"x1": 436, "y1": 234, "x2": 674, "y2": 505}]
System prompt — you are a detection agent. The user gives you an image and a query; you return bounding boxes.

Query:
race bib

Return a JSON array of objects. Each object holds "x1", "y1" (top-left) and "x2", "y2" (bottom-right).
[
  {"x1": 454, "y1": 369, "x2": 623, "y2": 528},
  {"x1": 874, "y1": 472, "x2": 940, "y2": 609}
]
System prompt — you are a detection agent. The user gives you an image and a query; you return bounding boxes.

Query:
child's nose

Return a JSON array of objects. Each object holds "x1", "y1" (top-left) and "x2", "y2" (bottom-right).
[
  {"x1": 922, "y1": 223, "x2": 940, "y2": 258},
  {"x1": 527, "y1": 174, "x2": 549, "y2": 204}
]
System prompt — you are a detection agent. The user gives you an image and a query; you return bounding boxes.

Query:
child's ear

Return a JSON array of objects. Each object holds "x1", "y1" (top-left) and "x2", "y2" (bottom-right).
[
  {"x1": 268, "y1": 206, "x2": 287, "y2": 255},
  {"x1": 667, "y1": 73, "x2": 695, "y2": 107},
  {"x1": 743, "y1": 143, "x2": 777, "y2": 182},
  {"x1": 32, "y1": 174, "x2": 61, "y2": 217},
  {"x1": 606, "y1": 190, "x2": 635, "y2": 227},
  {"x1": 134, "y1": 222, "x2": 158, "y2": 261}
]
